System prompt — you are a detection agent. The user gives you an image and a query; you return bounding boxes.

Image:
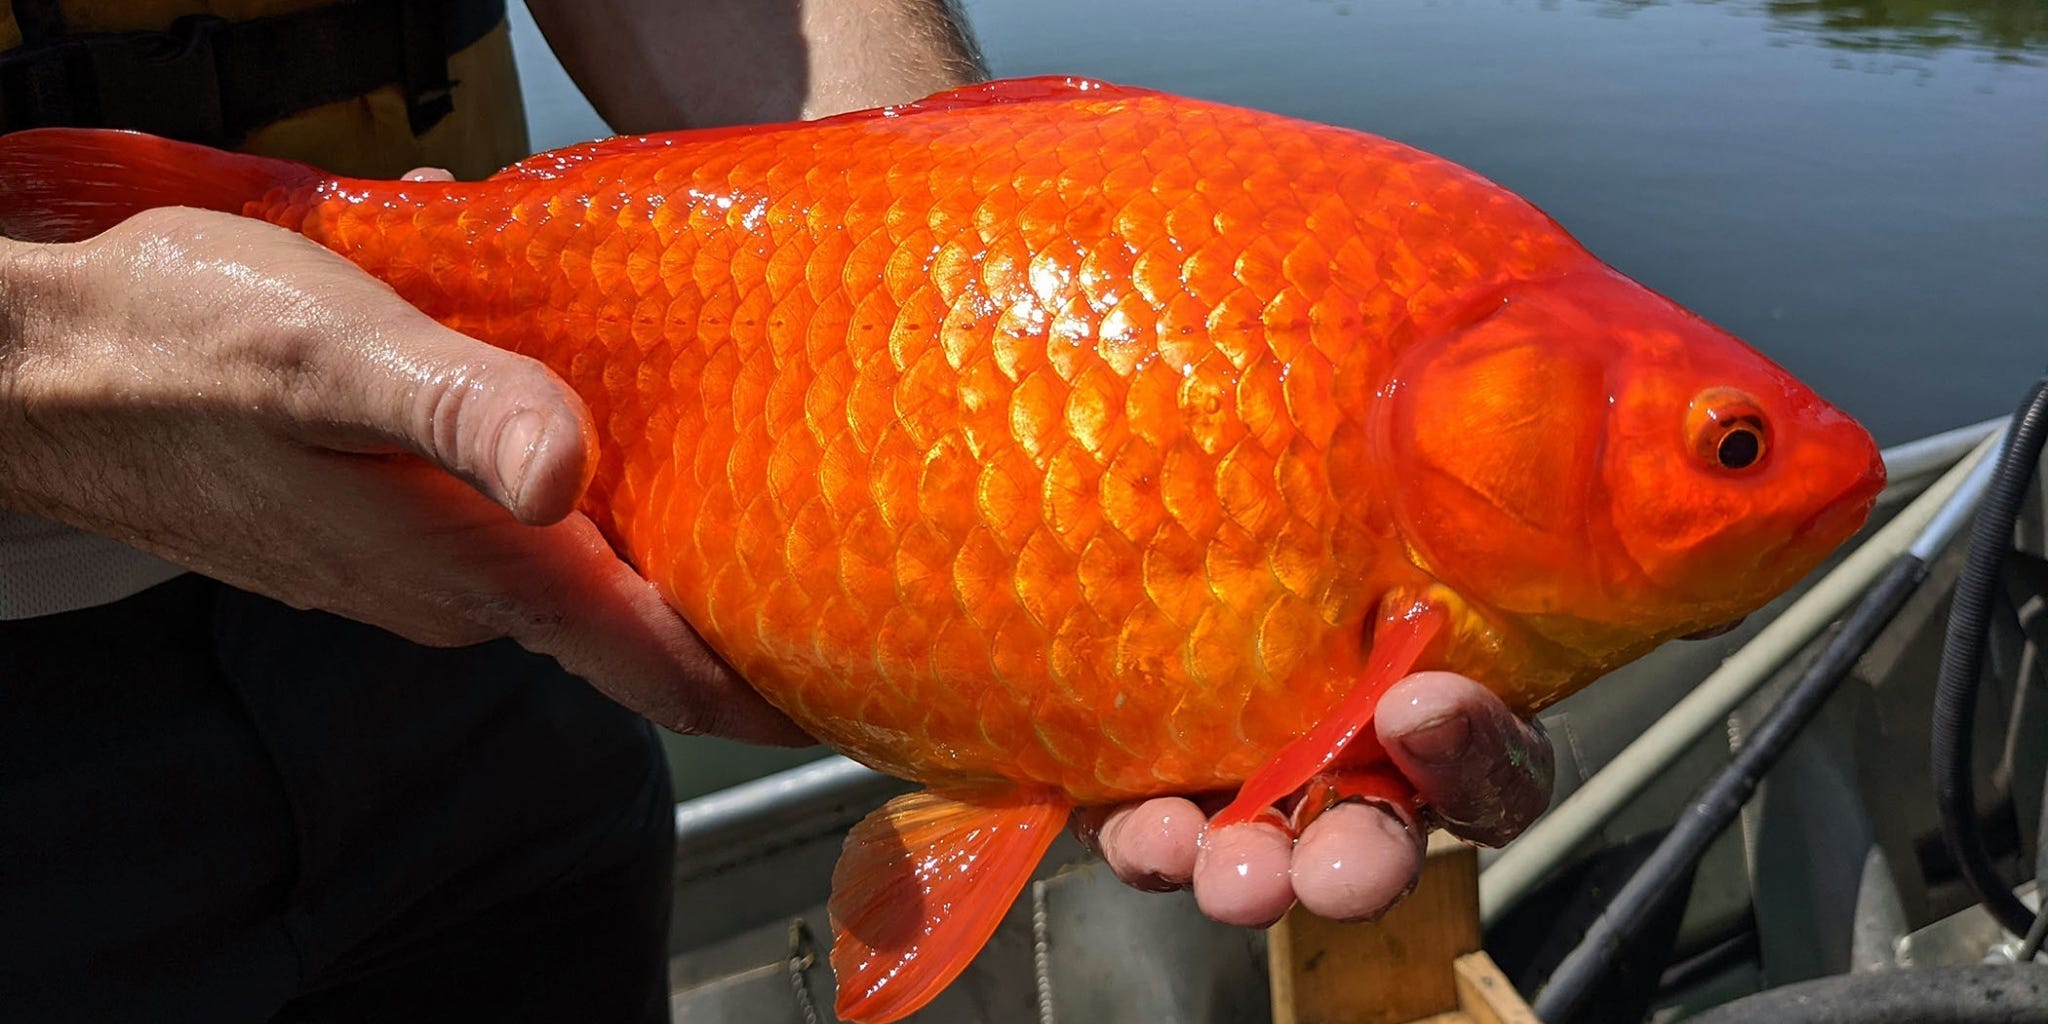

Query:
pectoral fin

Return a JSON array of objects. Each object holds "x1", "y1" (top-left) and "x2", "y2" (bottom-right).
[
  {"x1": 1212, "y1": 603, "x2": 1447, "y2": 829},
  {"x1": 828, "y1": 788, "x2": 1068, "y2": 1023}
]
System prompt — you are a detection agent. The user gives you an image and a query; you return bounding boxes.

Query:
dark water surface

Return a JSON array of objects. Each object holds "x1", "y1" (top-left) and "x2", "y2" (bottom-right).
[
  {"x1": 508, "y1": 0, "x2": 2046, "y2": 792},
  {"x1": 515, "y1": 0, "x2": 2045, "y2": 445},
  {"x1": 961, "y1": 0, "x2": 2047, "y2": 446}
]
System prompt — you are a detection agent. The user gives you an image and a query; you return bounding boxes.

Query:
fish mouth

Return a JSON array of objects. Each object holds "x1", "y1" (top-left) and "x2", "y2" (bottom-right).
[{"x1": 1792, "y1": 479, "x2": 1881, "y2": 551}]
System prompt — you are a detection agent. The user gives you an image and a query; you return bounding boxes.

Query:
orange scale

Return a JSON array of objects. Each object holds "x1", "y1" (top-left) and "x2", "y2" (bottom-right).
[
  {"x1": 915, "y1": 436, "x2": 982, "y2": 542},
  {"x1": 1186, "y1": 604, "x2": 1258, "y2": 694},
  {"x1": 974, "y1": 449, "x2": 1040, "y2": 553},
  {"x1": 1139, "y1": 520, "x2": 1211, "y2": 630},
  {"x1": 802, "y1": 229, "x2": 857, "y2": 304},
  {"x1": 890, "y1": 347, "x2": 954, "y2": 451},
  {"x1": 761, "y1": 350, "x2": 809, "y2": 434},
  {"x1": 1040, "y1": 443, "x2": 1103, "y2": 550},
  {"x1": 699, "y1": 559, "x2": 759, "y2": 643},
  {"x1": 1011, "y1": 527, "x2": 1081, "y2": 632},
  {"x1": 1077, "y1": 238, "x2": 1136, "y2": 310},
  {"x1": 1233, "y1": 233, "x2": 1292, "y2": 297},
  {"x1": 1233, "y1": 362, "x2": 1291, "y2": 452},
  {"x1": 732, "y1": 491, "x2": 789, "y2": 581},
  {"x1": 1202, "y1": 289, "x2": 1268, "y2": 373},
  {"x1": 1157, "y1": 440, "x2": 1223, "y2": 540},
  {"x1": 925, "y1": 614, "x2": 994, "y2": 694},
  {"x1": 1254, "y1": 592, "x2": 1324, "y2": 686},
  {"x1": 1013, "y1": 188, "x2": 1076, "y2": 254},
  {"x1": 1026, "y1": 691, "x2": 1101, "y2": 786},
  {"x1": 871, "y1": 606, "x2": 933, "y2": 696},
  {"x1": 1097, "y1": 437, "x2": 1166, "y2": 543},
  {"x1": 629, "y1": 294, "x2": 670, "y2": 352},
  {"x1": 1074, "y1": 526, "x2": 1143, "y2": 625},
  {"x1": 1046, "y1": 607, "x2": 1107, "y2": 693},
  {"x1": 778, "y1": 493, "x2": 835, "y2": 589},
  {"x1": 1125, "y1": 248, "x2": 1182, "y2": 312},
  {"x1": 841, "y1": 225, "x2": 897, "y2": 294},
  {"x1": 1203, "y1": 521, "x2": 1275, "y2": 616},
  {"x1": 1259, "y1": 286, "x2": 1317, "y2": 348},
  {"x1": 864, "y1": 427, "x2": 924, "y2": 530},
  {"x1": 1215, "y1": 442, "x2": 1283, "y2": 538},
  {"x1": 937, "y1": 289, "x2": 993, "y2": 371},
  {"x1": 751, "y1": 575, "x2": 817, "y2": 666},
  {"x1": 890, "y1": 520, "x2": 955, "y2": 611},
  {"x1": 1093, "y1": 295, "x2": 1153, "y2": 377},
  {"x1": 810, "y1": 594, "x2": 879, "y2": 684},
  {"x1": 1278, "y1": 234, "x2": 1335, "y2": 298},
  {"x1": 1110, "y1": 601, "x2": 1185, "y2": 697},
  {"x1": 798, "y1": 294, "x2": 856, "y2": 382},
  {"x1": 972, "y1": 685, "x2": 1062, "y2": 786},
  {"x1": 1006, "y1": 366, "x2": 1064, "y2": 463},
  {"x1": 986, "y1": 608, "x2": 1050, "y2": 693},
  {"x1": 1269, "y1": 511, "x2": 1331, "y2": 599},
  {"x1": 1061, "y1": 363, "x2": 1127, "y2": 460},
  {"x1": 885, "y1": 284, "x2": 946, "y2": 370},
  {"x1": 814, "y1": 427, "x2": 868, "y2": 521},
  {"x1": 949, "y1": 526, "x2": 1018, "y2": 633},
  {"x1": 1179, "y1": 358, "x2": 1246, "y2": 457},
  {"x1": 956, "y1": 379, "x2": 1014, "y2": 469},
  {"x1": 1278, "y1": 348, "x2": 1338, "y2": 446},
  {"x1": 842, "y1": 357, "x2": 898, "y2": 457}
]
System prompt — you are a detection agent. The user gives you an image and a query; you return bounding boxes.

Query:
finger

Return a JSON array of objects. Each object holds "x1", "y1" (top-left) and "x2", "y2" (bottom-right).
[
  {"x1": 1290, "y1": 801, "x2": 1424, "y2": 922},
  {"x1": 1076, "y1": 798, "x2": 1203, "y2": 892},
  {"x1": 491, "y1": 508, "x2": 812, "y2": 745},
  {"x1": 401, "y1": 167, "x2": 456, "y2": 182},
  {"x1": 304, "y1": 296, "x2": 598, "y2": 526},
  {"x1": 1192, "y1": 821, "x2": 1296, "y2": 927},
  {"x1": 1377, "y1": 673, "x2": 1556, "y2": 846}
]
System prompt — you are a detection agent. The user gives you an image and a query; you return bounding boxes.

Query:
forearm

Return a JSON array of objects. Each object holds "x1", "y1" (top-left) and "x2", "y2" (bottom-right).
[{"x1": 526, "y1": 0, "x2": 986, "y2": 131}]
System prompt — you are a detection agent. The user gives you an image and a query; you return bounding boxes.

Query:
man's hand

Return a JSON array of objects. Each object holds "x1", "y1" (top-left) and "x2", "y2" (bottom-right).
[
  {"x1": 0, "y1": 208, "x2": 805, "y2": 745},
  {"x1": 1078, "y1": 673, "x2": 1554, "y2": 926}
]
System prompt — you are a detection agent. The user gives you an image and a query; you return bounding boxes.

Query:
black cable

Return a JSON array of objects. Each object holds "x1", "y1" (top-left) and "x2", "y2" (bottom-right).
[
  {"x1": 1683, "y1": 964, "x2": 2048, "y2": 1024},
  {"x1": 1932, "y1": 376, "x2": 2048, "y2": 938},
  {"x1": 1534, "y1": 553, "x2": 1932, "y2": 1024}
]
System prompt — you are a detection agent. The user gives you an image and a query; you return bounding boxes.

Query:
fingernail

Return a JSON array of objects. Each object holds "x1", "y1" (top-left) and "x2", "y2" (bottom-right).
[
  {"x1": 1401, "y1": 711, "x2": 1472, "y2": 765},
  {"x1": 496, "y1": 409, "x2": 546, "y2": 509}
]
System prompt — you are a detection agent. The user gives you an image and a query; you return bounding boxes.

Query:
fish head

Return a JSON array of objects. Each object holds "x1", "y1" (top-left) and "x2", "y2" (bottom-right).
[{"x1": 1380, "y1": 268, "x2": 1885, "y2": 667}]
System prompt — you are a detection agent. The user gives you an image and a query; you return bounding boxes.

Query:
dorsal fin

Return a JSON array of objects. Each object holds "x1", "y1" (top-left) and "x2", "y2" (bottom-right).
[
  {"x1": 837, "y1": 75, "x2": 1158, "y2": 122},
  {"x1": 490, "y1": 135, "x2": 675, "y2": 181},
  {"x1": 489, "y1": 76, "x2": 1156, "y2": 181}
]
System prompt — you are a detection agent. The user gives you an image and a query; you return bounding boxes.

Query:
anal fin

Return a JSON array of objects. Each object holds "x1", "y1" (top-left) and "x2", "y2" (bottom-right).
[{"x1": 828, "y1": 788, "x2": 1068, "y2": 1023}]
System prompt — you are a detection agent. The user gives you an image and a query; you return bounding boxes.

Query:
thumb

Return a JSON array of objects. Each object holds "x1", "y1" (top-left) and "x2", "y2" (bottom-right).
[{"x1": 300, "y1": 293, "x2": 598, "y2": 525}]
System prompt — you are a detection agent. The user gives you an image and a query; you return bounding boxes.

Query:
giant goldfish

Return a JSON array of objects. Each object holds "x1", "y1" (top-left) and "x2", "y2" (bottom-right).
[{"x1": 0, "y1": 77, "x2": 1883, "y2": 1022}]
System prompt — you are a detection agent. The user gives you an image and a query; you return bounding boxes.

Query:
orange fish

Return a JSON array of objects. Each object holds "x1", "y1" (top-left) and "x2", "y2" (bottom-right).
[{"x1": 0, "y1": 77, "x2": 1884, "y2": 1022}]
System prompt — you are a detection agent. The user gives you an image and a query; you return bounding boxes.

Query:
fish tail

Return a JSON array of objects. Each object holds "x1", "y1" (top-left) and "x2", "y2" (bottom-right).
[
  {"x1": 828, "y1": 788, "x2": 1068, "y2": 1023},
  {"x1": 0, "y1": 128, "x2": 320, "y2": 242}
]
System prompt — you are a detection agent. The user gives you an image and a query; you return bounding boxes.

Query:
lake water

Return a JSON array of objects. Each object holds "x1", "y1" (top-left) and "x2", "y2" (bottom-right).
[{"x1": 506, "y1": 0, "x2": 2048, "y2": 793}]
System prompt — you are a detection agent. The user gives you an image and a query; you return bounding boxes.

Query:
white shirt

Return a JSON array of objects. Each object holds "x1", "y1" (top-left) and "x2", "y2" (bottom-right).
[{"x1": 0, "y1": 511, "x2": 184, "y2": 619}]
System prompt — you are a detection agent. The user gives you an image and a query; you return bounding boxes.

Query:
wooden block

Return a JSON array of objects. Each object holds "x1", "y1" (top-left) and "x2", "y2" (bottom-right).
[
  {"x1": 1269, "y1": 833, "x2": 1483, "y2": 1024},
  {"x1": 1453, "y1": 953, "x2": 1540, "y2": 1024}
]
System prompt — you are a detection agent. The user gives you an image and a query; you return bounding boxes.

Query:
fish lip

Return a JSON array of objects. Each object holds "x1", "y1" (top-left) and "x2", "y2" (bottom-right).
[{"x1": 1791, "y1": 473, "x2": 1883, "y2": 550}]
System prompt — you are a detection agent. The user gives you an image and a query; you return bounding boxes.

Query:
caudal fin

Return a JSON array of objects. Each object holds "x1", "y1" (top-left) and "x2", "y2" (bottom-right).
[
  {"x1": 0, "y1": 128, "x2": 318, "y2": 242},
  {"x1": 828, "y1": 788, "x2": 1067, "y2": 1023}
]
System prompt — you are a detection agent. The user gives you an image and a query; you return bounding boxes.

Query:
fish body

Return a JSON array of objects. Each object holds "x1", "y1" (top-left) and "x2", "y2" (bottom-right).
[{"x1": 0, "y1": 77, "x2": 1885, "y2": 1022}]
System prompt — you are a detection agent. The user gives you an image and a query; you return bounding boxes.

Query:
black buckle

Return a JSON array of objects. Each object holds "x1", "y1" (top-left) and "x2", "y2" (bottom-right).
[{"x1": 0, "y1": 15, "x2": 229, "y2": 143}]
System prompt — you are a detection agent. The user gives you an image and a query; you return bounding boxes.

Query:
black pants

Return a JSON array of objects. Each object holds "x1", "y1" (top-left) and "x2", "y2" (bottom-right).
[{"x1": 0, "y1": 574, "x2": 675, "y2": 1023}]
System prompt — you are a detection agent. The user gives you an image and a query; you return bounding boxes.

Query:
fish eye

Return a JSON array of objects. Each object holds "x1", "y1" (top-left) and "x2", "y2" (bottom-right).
[
  {"x1": 1717, "y1": 426, "x2": 1762, "y2": 470},
  {"x1": 1687, "y1": 388, "x2": 1770, "y2": 474}
]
